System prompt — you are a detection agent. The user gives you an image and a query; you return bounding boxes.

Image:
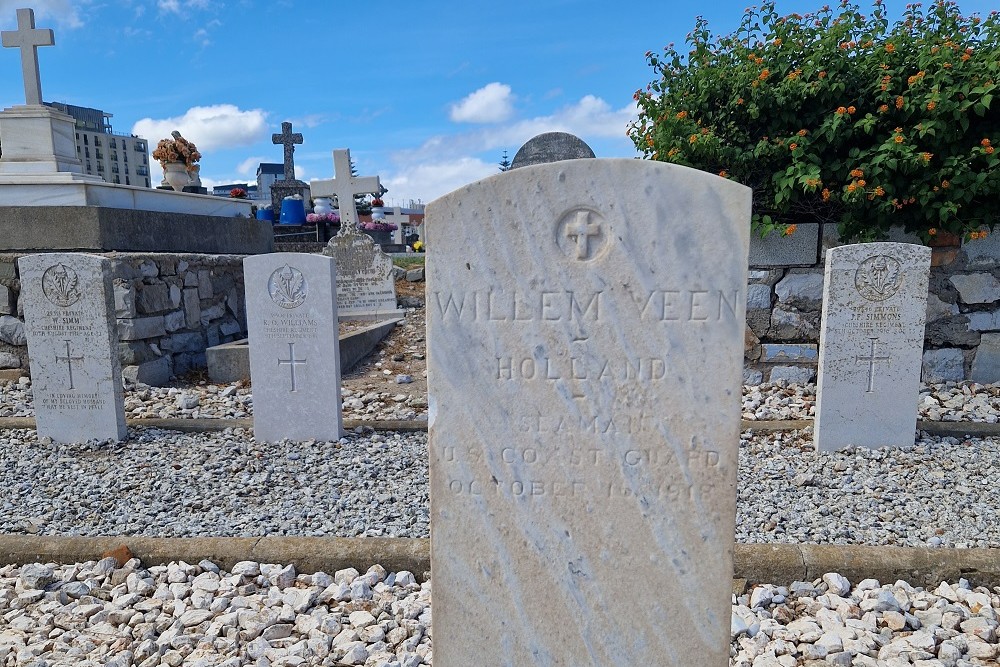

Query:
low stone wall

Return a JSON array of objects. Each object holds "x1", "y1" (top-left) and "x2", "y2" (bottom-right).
[
  {"x1": 0, "y1": 252, "x2": 247, "y2": 385},
  {"x1": 745, "y1": 226, "x2": 1000, "y2": 384}
]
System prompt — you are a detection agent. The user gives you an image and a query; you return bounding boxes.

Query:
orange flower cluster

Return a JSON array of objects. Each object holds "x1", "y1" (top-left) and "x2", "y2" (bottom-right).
[
  {"x1": 821, "y1": 188, "x2": 831, "y2": 201},
  {"x1": 847, "y1": 106, "x2": 856, "y2": 114},
  {"x1": 896, "y1": 96, "x2": 905, "y2": 109},
  {"x1": 719, "y1": 170, "x2": 728, "y2": 178},
  {"x1": 789, "y1": 143, "x2": 798, "y2": 151},
  {"x1": 927, "y1": 101, "x2": 937, "y2": 110},
  {"x1": 850, "y1": 168, "x2": 864, "y2": 178},
  {"x1": 783, "y1": 224, "x2": 797, "y2": 236},
  {"x1": 805, "y1": 178, "x2": 822, "y2": 188},
  {"x1": 885, "y1": 43, "x2": 896, "y2": 53},
  {"x1": 676, "y1": 111, "x2": 688, "y2": 119},
  {"x1": 921, "y1": 152, "x2": 933, "y2": 162},
  {"x1": 878, "y1": 104, "x2": 889, "y2": 113},
  {"x1": 836, "y1": 106, "x2": 847, "y2": 115},
  {"x1": 797, "y1": 129, "x2": 808, "y2": 136},
  {"x1": 818, "y1": 71, "x2": 827, "y2": 79},
  {"x1": 881, "y1": 75, "x2": 892, "y2": 91},
  {"x1": 907, "y1": 71, "x2": 926, "y2": 86},
  {"x1": 787, "y1": 69, "x2": 802, "y2": 80},
  {"x1": 969, "y1": 230, "x2": 990, "y2": 240},
  {"x1": 759, "y1": 69, "x2": 770, "y2": 80}
]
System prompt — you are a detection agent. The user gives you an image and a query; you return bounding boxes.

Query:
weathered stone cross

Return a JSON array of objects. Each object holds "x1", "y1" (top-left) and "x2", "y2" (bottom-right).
[
  {"x1": 1, "y1": 8, "x2": 55, "y2": 106},
  {"x1": 855, "y1": 337, "x2": 891, "y2": 393},
  {"x1": 277, "y1": 342, "x2": 306, "y2": 392},
  {"x1": 271, "y1": 121, "x2": 303, "y2": 181},
  {"x1": 55, "y1": 340, "x2": 83, "y2": 390},
  {"x1": 310, "y1": 149, "x2": 381, "y2": 235},
  {"x1": 565, "y1": 210, "x2": 601, "y2": 260}
]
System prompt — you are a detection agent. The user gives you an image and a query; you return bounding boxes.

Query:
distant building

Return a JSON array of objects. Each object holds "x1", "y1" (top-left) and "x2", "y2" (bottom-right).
[
  {"x1": 256, "y1": 163, "x2": 283, "y2": 206},
  {"x1": 44, "y1": 102, "x2": 151, "y2": 188}
]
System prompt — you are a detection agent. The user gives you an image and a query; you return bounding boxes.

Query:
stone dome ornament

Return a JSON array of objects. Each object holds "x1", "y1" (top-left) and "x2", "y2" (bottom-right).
[{"x1": 509, "y1": 132, "x2": 596, "y2": 169}]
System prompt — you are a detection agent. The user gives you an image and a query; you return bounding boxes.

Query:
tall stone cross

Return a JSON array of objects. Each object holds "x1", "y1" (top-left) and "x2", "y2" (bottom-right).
[
  {"x1": 271, "y1": 121, "x2": 303, "y2": 181},
  {"x1": 1, "y1": 8, "x2": 55, "y2": 106},
  {"x1": 310, "y1": 149, "x2": 381, "y2": 235}
]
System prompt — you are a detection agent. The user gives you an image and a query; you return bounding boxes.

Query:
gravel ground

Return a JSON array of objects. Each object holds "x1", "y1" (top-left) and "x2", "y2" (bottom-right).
[{"x1": 2, "y1": 378, "x2": 1000, "y2": 665}]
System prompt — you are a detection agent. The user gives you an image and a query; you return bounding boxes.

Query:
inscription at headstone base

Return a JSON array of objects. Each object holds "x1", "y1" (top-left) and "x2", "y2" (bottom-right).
[
  {"x1": 426, "y1": 158, "x2": 751, "y2": 666},
  {"x1": 244, "y1": 253, "x2": 343, "y2": 442},
  {"x1": 18, "y1": 252, "x2": 126, "y2": 442},
  {"x1": 814, "y1": 242, "x2": 932, "y2": 451}
]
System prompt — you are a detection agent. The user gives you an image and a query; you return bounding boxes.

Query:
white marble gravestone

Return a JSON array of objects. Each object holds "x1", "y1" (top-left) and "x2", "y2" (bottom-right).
[
  {"x1": 814, "y1": 242, "x2": 932, "y2": 451},
  {"x1": 315, "y1": 150, "x2": 404, "y2": 320},
  {"x1": 18, "y1": 253, "x2": 126, "y2": 442},
  {"x1": 244, "y1": 253, "x2": 343, "y2": 442},
  {"x1": 426, "y1": 158, "x2": 751, "y2": 666}
]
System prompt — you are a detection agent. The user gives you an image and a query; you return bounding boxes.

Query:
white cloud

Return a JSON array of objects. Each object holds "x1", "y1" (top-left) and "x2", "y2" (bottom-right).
[
  {"x1": 399, "y1": 95, "x2": 637, "y2": 164},
  {"x1": 156, "y1": 0, "x2": 180, "y2": 12},
  {"x1": 449, "y1": 83, "x2": 514, "y2": 124},
  {"x1": 236, "y1": 156, "x2": 266, "y2": 177},
  {"x1": 0, "y1": 0, "x2": 84, "y2": 28},
  {"x1": 383, "y1": 157, "x2": 497, "y2": 206},
  {"x1": 131, "y1": 104, "x2": 268, "y2": 152}
]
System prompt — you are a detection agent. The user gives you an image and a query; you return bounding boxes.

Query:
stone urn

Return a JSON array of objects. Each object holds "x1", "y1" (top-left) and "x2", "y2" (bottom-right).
[{"x1": 162, "y1": 162, "x2": 191, "y2": 192}]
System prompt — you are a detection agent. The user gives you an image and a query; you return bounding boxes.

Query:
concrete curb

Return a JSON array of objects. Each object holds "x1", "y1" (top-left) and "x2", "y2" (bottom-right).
[
  {"x1": 1, "y1": 417, "x2": 997, "y2": 438},
  {"x1": 1, "y1": 536, "x2": 999, "y2": 589}
]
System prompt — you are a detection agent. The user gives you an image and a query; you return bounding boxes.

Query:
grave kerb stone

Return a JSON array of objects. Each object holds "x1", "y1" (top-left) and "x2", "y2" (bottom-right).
[{"x1": 426, "y1": 157, "x2": 750, "y2": 665}]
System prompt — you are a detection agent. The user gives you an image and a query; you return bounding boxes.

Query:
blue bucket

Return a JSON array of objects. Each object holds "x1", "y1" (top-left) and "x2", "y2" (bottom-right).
[
  {"x1": 256, "y1": 208, "x2": 274, "y2": 221},
  {"x1": 279, "y1": 197, "x2": 305, "y2": 225}
]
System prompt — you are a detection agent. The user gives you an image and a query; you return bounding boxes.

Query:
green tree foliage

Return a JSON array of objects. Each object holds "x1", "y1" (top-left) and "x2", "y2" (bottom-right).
[{"x1": 629, "y1": 0, "x2": 1000, "y2": 242}]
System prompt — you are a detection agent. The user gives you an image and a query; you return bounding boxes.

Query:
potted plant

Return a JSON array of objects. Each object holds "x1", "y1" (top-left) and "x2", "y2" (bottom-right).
[
  {"x1": 229, "y1": 187, "x2": 248, "y2": 199},
  {"x1": 370, "y1": 197, "x2": 386, "y2": 220},
  {"x1": 152, "y1": 131, "x2": 202, "y2": 192}
]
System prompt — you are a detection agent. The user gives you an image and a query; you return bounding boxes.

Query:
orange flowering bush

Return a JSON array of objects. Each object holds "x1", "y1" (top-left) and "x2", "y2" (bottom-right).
[{"x1": 630, "y1": 0, "x2": 1000, "y2": 242}]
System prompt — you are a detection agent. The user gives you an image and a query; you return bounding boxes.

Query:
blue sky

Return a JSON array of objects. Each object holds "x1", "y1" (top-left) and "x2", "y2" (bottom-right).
[{"x1": 1, "y1": 0, "x2": 996, "y2": 205}]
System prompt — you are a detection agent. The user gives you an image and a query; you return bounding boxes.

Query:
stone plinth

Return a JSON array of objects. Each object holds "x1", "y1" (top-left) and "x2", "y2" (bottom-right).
[
  {"x1": 0, "y1": 105, "x2": 95, "y2": 176},
  {"x1": 0, "y1": 207, "x2": 272, "y2": 254}
]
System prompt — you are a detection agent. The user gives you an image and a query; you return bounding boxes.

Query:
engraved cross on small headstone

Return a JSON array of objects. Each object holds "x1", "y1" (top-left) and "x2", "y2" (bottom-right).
[
  {"x1": 565, "y1": 210, "x2": 601, "y2": 260},
  {"x1": 1, "y1": 8, "x2": 55, "y2": 106},
  {"x1": 271, "y1": 122, "x2": 303, "y2": 181},
  {"x1": 277, "y1": 342, "x2": 306, "y2": 392},
  {"x1": 310, "y1": 149, "x2": 381, "y2": 235},
  {"x1": 856, "y1": 337, "x2": 891, "y2": 393},
  {"x1": 55, "y1": 339, "x2": 83, "y2": 390}
]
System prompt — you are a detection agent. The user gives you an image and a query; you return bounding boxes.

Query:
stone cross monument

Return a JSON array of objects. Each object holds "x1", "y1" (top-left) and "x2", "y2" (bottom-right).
[
  {"x1": 1, "y1": 8, "x2": 54, "y2": 105},
  {"x1": 310, "y1": 149, "x2": 381, "y2": 235},
  {"x1": 271, "y1": 121, "x2": 303, "y2": 181},
  {"x1": 267, "y1": 121, "x2": 310, "y2": 219}
]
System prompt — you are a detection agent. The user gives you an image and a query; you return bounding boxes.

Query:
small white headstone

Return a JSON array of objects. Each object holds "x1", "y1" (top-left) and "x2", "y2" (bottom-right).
[
  {"x1": 426, "y1": 158, "x2": 750, "y2": 665},
  {"x1": 814, "y1": 242, "x2": 932, "y2": 451},
  {"x1": 244, "y1": 252, "x2": 343, "y2": 442},
  {"x1": 18, "y1": 252, "x2": 126, "y2": 442}
]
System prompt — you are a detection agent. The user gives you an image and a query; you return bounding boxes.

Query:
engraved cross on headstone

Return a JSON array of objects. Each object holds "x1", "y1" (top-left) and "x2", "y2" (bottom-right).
[
  {"x1": 271, "y1": 122, "x2": 303, "y2": 181},
  {"x1": 55, "y1": 339, "x2": 83, "y2": 390},
  {"x1": 565, "y1": 210, "x2": 601, "y2": 260},
  {"x1": 1, "y1": 8, "x2": 55, "y2": 106},
  {"x1": 856, "y1": 337, "x2": 891, "y2": 393},
  {"x1": 310, "y1": 149, "x2": 381, "y2": 235},
  {"x1": 277, "y1": 342, "x2": 306, "y2": 392}
]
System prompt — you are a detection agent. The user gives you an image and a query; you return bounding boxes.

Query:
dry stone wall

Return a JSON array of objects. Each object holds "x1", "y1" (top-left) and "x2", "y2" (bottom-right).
[
  {"x1": 745, "y1": 227, "x2": 1000, "y2": 384},
  {"x1": 0, "y1": 252, "x2": 247, "y2": 385}
]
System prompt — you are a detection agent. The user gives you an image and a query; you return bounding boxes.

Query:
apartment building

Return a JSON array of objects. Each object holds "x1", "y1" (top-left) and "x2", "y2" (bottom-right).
[{"x1": 45, "y1": 102, "x2": 152, "y2": 188}]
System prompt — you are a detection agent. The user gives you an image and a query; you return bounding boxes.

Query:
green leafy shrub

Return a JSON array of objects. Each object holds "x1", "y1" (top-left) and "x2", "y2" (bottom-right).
[{"x1": 629, "y1": 0, "x2": 999, "y2": 242}]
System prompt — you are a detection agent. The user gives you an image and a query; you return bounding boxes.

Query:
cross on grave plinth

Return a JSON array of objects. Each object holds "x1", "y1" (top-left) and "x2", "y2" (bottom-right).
[
  {"x1": 855, "y1": 337, "x2": 891, "y2": 393},
  {"x1": 310, "y1": 149, "x2": 381, "y2": 235},
  {"x1": 55, "y1": 339, "x2": 83, "y2": 390},
  {"x1": 277, "y1": 342, "x2": 306, "y2": 392},
  {"x1": 271, "y1": 121, "x2": 303, "y2": 181},
  {"x1": 1, "y1": 8, "x2": 54, "y2": 106},
  {"x1": 565, "y1": 210, "x2": 601, "y2": 260}
]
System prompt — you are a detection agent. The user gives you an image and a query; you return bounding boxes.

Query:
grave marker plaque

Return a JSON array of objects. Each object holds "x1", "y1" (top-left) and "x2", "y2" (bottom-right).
[
  {"x1": 244, "y1": 253, "x2": 343, "y2": 442},
  {"x1": 18, "y1": 252, "x2": 126, "y2": 442},
  {"x1": 814, "y1": 242, "x2": 931, "y2": 451},
  {"x1": 426, "y1": 159, "x2": 751, "y2": 666}
]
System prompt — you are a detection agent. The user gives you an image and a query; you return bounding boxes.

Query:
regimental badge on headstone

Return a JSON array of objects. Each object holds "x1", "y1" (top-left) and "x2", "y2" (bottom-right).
[
  {"x1": 814, "y1": 242, "x2": 932, "y2": 451},
  {"x1": 17, "y1": 252, "x2": 127, "y2": 443},
  {"x1": 244, "y1": 253, "x2": 343, "y2": 443}
]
